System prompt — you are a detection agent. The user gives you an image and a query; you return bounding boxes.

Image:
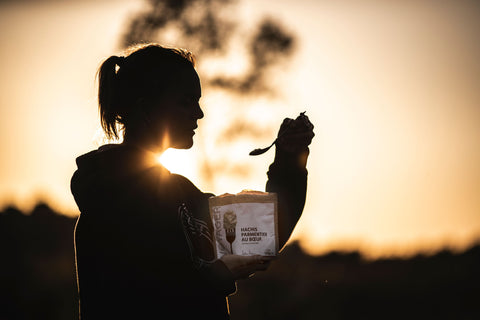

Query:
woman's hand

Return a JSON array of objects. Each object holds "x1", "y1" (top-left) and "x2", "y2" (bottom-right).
[
  {"x1": 276, "y1": 112, "x2": 315, "y2": 154},
  {"x1": 220, "y1": 254, "x2": 275, "y2": 280}
]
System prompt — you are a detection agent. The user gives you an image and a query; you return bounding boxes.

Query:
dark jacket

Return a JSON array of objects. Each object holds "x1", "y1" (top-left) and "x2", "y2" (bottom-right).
[{"x1": 71, "y1": 144, "x2": 308, "y2": 319}]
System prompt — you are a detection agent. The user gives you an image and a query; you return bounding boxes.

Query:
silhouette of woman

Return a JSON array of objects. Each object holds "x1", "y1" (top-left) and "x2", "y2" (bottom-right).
[{"x1": 71, "y1": 43, "x2": 314, "y2": 319}]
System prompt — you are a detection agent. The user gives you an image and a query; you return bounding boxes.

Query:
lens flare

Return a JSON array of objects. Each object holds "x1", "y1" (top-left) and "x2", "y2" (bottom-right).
[{"x1": 157, "y1": 148, "x2": 194, "y2": 176}]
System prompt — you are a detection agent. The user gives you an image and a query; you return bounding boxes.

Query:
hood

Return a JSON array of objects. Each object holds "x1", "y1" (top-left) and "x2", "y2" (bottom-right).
[{"x1": 70, "y1": 144, "x2": 168, "y2": 214}]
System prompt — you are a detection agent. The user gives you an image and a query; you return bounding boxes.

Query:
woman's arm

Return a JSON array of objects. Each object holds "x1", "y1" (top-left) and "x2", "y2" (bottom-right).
[{"x1": 265, "y1": 114, "x2": 314, "y2": 250}]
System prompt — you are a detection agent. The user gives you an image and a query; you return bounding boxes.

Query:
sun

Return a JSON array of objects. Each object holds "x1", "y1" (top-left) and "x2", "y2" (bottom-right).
[{"x1": 157, "y1": 148, "x2": 196, "y2": 178}]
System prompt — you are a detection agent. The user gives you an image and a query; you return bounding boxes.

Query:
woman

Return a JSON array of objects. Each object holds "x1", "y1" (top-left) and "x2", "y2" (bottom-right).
[{"x1": 71, "y1": 43, "x2": 314, "y2": 319}]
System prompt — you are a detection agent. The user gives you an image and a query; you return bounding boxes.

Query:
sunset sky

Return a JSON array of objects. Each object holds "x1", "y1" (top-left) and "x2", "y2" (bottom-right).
[{"x1": 0, "y1": 0, "x2": 479, "y2": 258}]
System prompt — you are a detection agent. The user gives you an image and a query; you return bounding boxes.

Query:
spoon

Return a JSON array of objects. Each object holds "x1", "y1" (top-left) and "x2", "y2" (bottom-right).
[
  {"x1": 249, "y1": 111, "x2": 306, "y2": 156},
  {"x1": 249, "y1": 138, "x2": 280, "y2": 156}
]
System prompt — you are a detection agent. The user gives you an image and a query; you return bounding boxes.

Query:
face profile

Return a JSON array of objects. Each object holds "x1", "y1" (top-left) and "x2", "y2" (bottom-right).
[{"x1": 148, "y1": 67, "x2": 204, "y2": 150}]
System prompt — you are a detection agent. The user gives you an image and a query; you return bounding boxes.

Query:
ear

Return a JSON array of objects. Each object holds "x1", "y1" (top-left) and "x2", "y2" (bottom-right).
[{"x1": 129, "y1": 98, "x2": 150, "y2": 126}]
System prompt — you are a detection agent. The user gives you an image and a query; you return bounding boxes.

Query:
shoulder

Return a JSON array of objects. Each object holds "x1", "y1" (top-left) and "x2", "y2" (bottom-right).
[{"x1": 171, "y1": 173, "x2": 215, "y2": 199}]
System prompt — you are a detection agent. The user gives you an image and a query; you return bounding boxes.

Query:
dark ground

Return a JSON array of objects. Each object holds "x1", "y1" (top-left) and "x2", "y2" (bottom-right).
[{"x1": 1, "y1": 203, "x2": 478, "y2": 320}]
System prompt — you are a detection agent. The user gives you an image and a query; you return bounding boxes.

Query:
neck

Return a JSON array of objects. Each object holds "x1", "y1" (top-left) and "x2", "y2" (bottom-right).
[{"x1": 122, "y1": 129, "x2": 169, "y2": 154}]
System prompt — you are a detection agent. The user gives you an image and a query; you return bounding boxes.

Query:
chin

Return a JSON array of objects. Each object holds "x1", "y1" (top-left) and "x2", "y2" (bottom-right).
[{"x1": 172, "y1": 138, "x2": 194, "y2": 149}]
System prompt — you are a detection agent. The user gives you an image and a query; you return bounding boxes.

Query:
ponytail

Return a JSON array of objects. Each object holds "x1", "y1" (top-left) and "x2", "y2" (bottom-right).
[{"x1": 97, "y1": 55, "x2": 124, "y2": 140}]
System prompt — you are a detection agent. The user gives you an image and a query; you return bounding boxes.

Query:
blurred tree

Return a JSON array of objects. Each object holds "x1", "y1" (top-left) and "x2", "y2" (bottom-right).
[
  {"x1": 121, "y1": 0, "x2": 295, "y2": 95},
  {"x1": 0, "y1": 204, "x2": 78, "y2": 320},
  {"x1": 120, "y1": 0, "x2": 298, "y2": 189},
  {"x1": 0, "y1": 204, "x2": 478, "y2": 320}
]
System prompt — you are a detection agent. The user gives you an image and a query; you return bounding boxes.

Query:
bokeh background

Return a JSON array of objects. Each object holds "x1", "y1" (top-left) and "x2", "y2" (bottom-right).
[{"x1": 0, "y1": 0, "x2": 479, "y2": 319}]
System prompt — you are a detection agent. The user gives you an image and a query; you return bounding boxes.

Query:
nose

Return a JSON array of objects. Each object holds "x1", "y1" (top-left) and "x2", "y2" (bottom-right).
[{"x1": 194, "y1": 103, "x2": 204, "y2": 120}]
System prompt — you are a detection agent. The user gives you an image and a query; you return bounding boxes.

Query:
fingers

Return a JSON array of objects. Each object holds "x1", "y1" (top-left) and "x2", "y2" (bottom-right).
[
  {"x1": 277, "y1": 131, "x2": 315, "y2": 153},
  {"x1": 278, "y1": 118, "x2": 295, "y2": 136},
  {"x1": 277, "y1": 114, "x2": 315, "y2": 150},
  {"x1": 220, "y1": 255, "x2": 276, "y2": 280},
  {"x1": 278, "y1": 130, "x2": 315, "y2": 144},
  {"x1": 238, "y1": 256, "x2": 272, "y2": 278},
  {"x1": 241, "y1": 255, "x2": 273, "y2": 271},
  {"x1": 252, "y1": 255, "x2": 275, "y2": 271},
  {"x1": 297, "y1": 113, "x2": 314, "y2": 131}
]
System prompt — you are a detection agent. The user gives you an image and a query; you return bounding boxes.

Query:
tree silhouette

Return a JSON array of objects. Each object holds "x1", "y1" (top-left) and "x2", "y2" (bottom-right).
[
  {"x1": 0, "y1": 203, "x2": 78, "y2": 320},
  {"x1": 121, "y1": 0, "x2": 295, "y2": 95},
  {"x1": 1, "y1": 203, "x2": 479, "y2": 320}
]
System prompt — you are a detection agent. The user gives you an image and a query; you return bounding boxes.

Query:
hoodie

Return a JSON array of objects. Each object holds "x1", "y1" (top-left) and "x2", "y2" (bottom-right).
[{"x1": 71, "y1": 143, "x2": 307, "y2": 319}]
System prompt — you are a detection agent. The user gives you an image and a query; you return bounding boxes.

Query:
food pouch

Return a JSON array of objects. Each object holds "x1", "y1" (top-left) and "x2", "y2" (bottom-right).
[{"x1": 208, "y1": 190, "x2": 278, "y2": 258}]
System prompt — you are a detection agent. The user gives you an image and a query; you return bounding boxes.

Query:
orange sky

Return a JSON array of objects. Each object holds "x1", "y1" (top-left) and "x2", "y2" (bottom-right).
[{"x1": 0, "y1": 0, "x2": 479, "y2": 258}]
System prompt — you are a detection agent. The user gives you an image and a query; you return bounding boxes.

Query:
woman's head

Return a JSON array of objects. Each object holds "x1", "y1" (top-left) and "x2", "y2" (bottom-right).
[{"x1": 97, "y1": 43, "x2": 203, "y2": 150}]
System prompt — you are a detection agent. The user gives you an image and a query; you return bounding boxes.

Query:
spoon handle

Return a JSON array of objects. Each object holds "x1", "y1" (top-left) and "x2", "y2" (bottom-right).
[
  {"x1": 248, "y1": 111, "x2": 307, "y2": 156},
  {"x1": 248, "y1": 139, "x2": 278, "y2": 156}
]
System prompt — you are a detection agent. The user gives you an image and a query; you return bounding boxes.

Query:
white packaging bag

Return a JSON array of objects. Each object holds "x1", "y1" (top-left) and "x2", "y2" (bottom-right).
[{"x1": 209, "y1": 190, "x2": 278, "y2": 258}]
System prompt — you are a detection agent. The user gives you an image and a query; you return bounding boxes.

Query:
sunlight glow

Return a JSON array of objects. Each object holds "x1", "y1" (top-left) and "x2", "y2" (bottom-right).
[
  {"x1": 156, "y1": 133, "x2": 196, "y2": 176},
  {"x1": 158, "y1": 148, "x2": 196, "y2": 178}
]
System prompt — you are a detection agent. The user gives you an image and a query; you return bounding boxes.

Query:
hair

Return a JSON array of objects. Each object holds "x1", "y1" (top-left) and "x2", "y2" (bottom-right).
[{"x1": 97, "y1": 43, "x2": 196, "y2": 140}]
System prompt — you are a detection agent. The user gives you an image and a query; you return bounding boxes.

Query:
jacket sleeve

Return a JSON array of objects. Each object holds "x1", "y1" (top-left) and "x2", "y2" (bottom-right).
[
  {"x1": 197, "y1": 259, "x2": 237, "y2": 296},
  {"x1": 266, "y1": 148, "x2": 309, "y2": 251},
  {"x1": 197, "y1": 191, "x2": 237, "y2": 296},
  {"x1": 175, "y1": 180, "x2": 238, "y2": 296}
]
